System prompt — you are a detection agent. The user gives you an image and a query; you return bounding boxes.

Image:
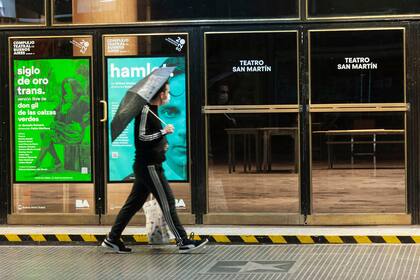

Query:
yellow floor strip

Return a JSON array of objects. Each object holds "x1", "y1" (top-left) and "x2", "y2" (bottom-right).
[
  {"x1": 241, "y1": 235, "x2": 258, "y2": 243},
  {"x1": 212, "y1": 235, "x2": 231, "y2": 243},
  {"x1": 56, "y1": 234, "x2": 72, "y2": 242},
  {"x1": 5, "y1": 234, "x2": 21, "y2": 242},
  {"x1": 30, "y1": 234, "x2": 46, "y2": 242},
  {"x1": 133, "y1": 235, "x2": 148, "y2": 243},
  {"x1": 325, "y1": 236, "x2": 344, "y2": 244},
  {"x1": 0, "y1": 234, "x2": 418, "y2": 244},
  {"x1": 297, "y1": 236, "x2": 315, "y2": 244},
  {"x1": 354, "y1": 236, "x2": 372, "y2": 244},
  {"x1": 269, "y1": 235, "x2": 288, "y2": 244},
  {"x1": 81, "y1": 234, "x2": 97, "y2": 242},
  {"x1": 383, "y1": 236, "x2": 401, "y2": 244},
  {"x1": 191, "y1": 234, "x2": 201, "y2": 241}
]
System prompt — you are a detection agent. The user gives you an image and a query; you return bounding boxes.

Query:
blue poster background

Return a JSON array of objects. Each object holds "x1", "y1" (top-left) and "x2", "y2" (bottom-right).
[{"x1": 107, "y1": 57, "x2": 187, "y2": 181}]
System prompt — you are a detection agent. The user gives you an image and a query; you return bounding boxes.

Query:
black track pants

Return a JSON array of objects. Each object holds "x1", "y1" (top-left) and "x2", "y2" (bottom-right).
[{"x1": 109, "y1": 164, "x2": 187, "y2": 243}]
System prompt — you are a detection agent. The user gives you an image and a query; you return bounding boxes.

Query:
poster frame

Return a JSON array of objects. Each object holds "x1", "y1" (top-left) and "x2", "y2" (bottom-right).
[{"x1": 8, "y1": 35, "x2": 96, "y2": 185}]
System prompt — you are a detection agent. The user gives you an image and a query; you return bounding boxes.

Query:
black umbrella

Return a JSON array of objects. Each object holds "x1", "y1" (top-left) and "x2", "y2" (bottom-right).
[{"x1": 110, "y1": 66, "x2": 175, "y2": 142}]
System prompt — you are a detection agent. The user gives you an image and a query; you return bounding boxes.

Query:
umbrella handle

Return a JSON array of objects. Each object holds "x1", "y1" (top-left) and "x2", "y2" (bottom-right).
[{"x1": 148, "y1": 108, "x2": 168, "y2": 126}]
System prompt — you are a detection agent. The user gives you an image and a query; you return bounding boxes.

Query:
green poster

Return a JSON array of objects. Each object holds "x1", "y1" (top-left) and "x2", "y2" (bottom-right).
[{"x1": 14, "y1": 58, "x2": 92, "y2": 182}]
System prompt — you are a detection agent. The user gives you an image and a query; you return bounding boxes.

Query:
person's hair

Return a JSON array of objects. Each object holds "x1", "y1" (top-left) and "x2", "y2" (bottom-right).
[{"x1": 152, "y1": 81, "x2": 169, "y2": 101}]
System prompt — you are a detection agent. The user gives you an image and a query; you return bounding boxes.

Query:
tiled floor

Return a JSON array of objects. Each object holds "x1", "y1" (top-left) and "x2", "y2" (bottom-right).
[{"x1": 1, "y1": 244, "x2": 420, "y2": 280}]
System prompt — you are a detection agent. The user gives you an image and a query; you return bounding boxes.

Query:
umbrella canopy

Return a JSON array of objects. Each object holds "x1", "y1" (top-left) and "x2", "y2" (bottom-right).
[{"x1": 110, "y1": 66, "x2": 175, "y2": 142}]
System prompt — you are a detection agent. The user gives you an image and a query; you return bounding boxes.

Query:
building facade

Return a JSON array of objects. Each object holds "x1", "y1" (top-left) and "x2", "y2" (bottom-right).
[{"x1": 0, "y1": 0, "x2": 419, "y2": 226}]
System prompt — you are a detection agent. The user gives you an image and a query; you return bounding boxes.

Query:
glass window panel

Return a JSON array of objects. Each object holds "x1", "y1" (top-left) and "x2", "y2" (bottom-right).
[
  {"x1": 310, "y1": 29, "x2": 405, "y2": 104},
  {"x1": 309, "y1": 0, "x2": 420, "y2": 18},
  {"x1": 106, "y1": 56, "x2": 188, "y2": 182},
  {"x1": 208, "y1": 113, "x2": 299, "y2": 213},
  {"x1": 0, "y1": 0, "x2": 45, "y2": 25},
  {"x1": 13, "y1": 184, "x2": 94, "y2": 214},
  {"x1": 53, "y1": 0, "x2": 298, "y2": 24},
  {"x1": 311, "y1": 112, "x2": 406, "y2": 213},
  {"x1": 104, "y1": 35, "x2": 189, "y2": 183},
  {"x1": 107, "y1": 183, "x2": 191, "y2": 214},
  {"x1": 10, "y1": 36, "x2": 95, "y2": 214},
  {"x1": 206, "y1": 32, "x2": 298, "y2": 105},
  {"x1": 11, "y1": 38, "x2": 93, "y2": 182}
]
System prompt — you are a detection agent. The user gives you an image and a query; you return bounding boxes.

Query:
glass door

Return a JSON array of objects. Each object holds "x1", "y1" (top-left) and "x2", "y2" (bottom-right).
[
  {"x1": 203, "y1": 30, "x2": 302, "y2": 224},
  {"x1": 308, "y1": 28, "x2": 410, "y2": 224},
  {"x1": 9, "y1": 35, "x2": 97, "y2": 224},
  {"x1": 101, "y1": 33, "x2": 194, "y2": 225}
]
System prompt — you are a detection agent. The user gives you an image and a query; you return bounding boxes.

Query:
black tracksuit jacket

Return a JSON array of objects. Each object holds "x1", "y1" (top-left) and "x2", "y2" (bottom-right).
[{"x1": 134, "y1": 104, "x2": 168, "y2": 166}]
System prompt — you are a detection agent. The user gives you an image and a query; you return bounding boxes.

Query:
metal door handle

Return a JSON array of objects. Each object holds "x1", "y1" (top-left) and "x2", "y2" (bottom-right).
[{"x1": 100, "y1": 100, "x2": 107, "y2": 122}]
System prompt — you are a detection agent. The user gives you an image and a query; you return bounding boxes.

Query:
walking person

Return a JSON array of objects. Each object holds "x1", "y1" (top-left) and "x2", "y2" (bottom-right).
[{"x1": 102, "y1": 80, "x2": 208, "y2": 253}]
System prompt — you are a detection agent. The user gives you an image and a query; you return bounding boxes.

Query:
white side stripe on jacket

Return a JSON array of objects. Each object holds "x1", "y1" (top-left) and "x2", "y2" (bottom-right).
[{"x1": 139, "y1": 105, "x2": 163, "y2": 141}]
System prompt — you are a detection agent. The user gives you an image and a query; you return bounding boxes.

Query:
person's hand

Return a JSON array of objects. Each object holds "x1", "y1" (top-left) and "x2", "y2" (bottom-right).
[{"x1": 163, "y1": 124, "x2": 175, "y2": 134}]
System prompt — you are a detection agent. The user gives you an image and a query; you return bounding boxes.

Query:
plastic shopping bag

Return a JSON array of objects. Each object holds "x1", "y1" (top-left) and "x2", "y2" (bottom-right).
[{"x1": 143, "y1": 196, "x2": 171, "y2": 245}]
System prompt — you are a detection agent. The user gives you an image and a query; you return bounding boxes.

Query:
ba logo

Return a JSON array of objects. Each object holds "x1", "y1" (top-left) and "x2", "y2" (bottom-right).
[
  {"x1": 75, "y1": 200, "x2": 90, "y2": 209},
  {"x1": 175, "y1": 199, "x2": 186, "y2": 209}
]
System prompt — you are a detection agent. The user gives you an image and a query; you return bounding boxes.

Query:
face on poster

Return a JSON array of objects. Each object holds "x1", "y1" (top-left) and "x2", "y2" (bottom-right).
[
  {"x1": 107, "y1": 56, "x2": 188, "y2": 182},
  {"x1": 14, "y1": 58, "x2": 92, "y2": 182}
]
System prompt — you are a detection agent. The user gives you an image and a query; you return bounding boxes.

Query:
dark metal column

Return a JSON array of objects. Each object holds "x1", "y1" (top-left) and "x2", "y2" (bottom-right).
[
  {"x1": 190, "y1": 27, "x2": 206, "y2": 224},
  {"x1": 300, "y1": 28, "x2": 311, "y2": 219}
]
